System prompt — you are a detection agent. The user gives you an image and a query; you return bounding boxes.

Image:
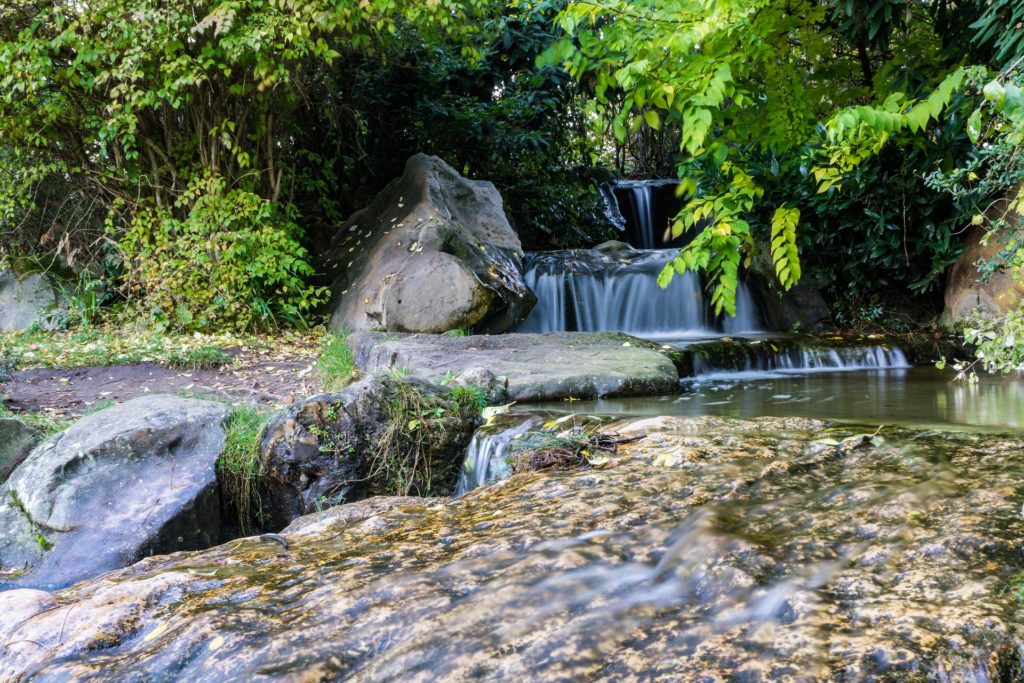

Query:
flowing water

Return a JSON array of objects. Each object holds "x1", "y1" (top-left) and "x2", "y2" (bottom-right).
[
  {"x1": 613, "y1": 179, "x2": 680, "y2": 248},
  {"x1": 516, "y1": 249, "x2": 762, "y2": 336},
  {"x1": 7, "y1": 417, "x2": 1024, "y2": 681}
]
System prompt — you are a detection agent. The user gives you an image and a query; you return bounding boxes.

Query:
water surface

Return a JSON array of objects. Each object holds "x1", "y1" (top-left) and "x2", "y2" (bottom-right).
[{"x1": 532, "y1": 367, "x2": 1024, "y2": 431}]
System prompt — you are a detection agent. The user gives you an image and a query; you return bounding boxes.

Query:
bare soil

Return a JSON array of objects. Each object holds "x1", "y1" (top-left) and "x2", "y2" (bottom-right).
[{"x1": 1, "y1": 349, "x2": 322, "y2": 418}]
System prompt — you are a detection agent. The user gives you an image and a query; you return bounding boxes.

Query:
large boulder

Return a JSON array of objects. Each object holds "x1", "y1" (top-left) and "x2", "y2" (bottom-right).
[
  {"x1": 324, "y1": 154, "x2": 535, "y2": 334},
  {"x1": 348, "y1": 331, "x2": 682, "y2": 402},
  {"x1": 0, "y1": 395, "x2": 228, "y2": 590},
  {"x1": 0, "y1": 418, "x2": 38, "y2": 483},
  {"x1": 942, "y1": 224, "x2": 1024, "y2": 327},
  {"x1": 258, "y1": 376, "x2": 479, "y2": 530},
  {"x1": 0, "y1": 270, "x2": 60, "y2": 332}
]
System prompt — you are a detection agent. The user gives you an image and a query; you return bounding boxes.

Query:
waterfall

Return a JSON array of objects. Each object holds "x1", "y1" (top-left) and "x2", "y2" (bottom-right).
[
  {"x1": 614, "y1": 179, "x2": 679, "y2": 249},
  {"x1": 629, "y1": 185, "x2": 655, "y2": 249},
  {"x1": 690, "y1": 343, "x2": 911, "y2": 378},
  {"x1": 455, "y1": 416, "x2": 545, "y2": 497},
  {"x1": 516, "y1": 248, "x2": 762, "y2": 338}
]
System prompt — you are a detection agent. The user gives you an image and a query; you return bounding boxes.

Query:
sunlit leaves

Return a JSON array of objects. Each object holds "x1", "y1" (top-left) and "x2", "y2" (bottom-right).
[{"x1": 770, "y1": 206, "x2": 801, "y2": 289}]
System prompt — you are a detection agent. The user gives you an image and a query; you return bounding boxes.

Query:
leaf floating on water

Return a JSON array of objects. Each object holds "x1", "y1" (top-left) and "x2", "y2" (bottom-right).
[
  {"x1": 812, "y1": 438, "x2": 841, "y2": 446},
  {"x1": 143, "y1": 622, "x2": 169, "y2": 642},
  {"x1": 652, "y1": 451, "x2": 682, "y2": 468},
  {"x1": 482, "y1": 402, "x2": 515, "y2": 426}
]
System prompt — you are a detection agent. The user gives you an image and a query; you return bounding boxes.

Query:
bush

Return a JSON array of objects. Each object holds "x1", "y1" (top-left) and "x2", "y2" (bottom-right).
[{"x1": 118, "y1": 177, "x2": 326, "y2": 332}]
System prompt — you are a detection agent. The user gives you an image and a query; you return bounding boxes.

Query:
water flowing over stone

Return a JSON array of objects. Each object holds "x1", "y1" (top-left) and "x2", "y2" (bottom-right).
[
  {"x1": 516, "y1": 248, "x2": 762, "y2": 337},
  {"x1": 688, "y1": 339, "x2": 911, "y2": 378},
  {"x1": 598, "y1": 183, "x2": 627, "y2": 233},
  {"x1": 613, "y1": 179, "x2": 680, "y2": 249},
  {"x1": 454, "y1": 415, "x2": 547, "y2": 497},
  {"x1": 3, "y1": 417, "x2": 1023, "y2": 680}
]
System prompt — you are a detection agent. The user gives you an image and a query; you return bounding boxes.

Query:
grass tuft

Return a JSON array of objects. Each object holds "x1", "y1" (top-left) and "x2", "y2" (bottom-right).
[
  {"x1": 164, "y1": 344, "x2": 233, "y2": 371},
  {"x1": 444, "y1": 325, "x2": 473, "y2": 337},
  {"x1": 217, "y1": 406, "x2": 270, "y2": 535},
  {"x1": 318, "y1": 331, "x2": 355, "y2": 391},
  {"x1": 449, "y1": 385, "x2": 488, "y2": 412}
]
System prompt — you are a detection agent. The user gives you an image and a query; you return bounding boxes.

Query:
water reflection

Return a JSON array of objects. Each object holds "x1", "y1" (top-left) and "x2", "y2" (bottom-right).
[{"x1": 533, "y1": 367, "x2": 1024, "y2": 431}]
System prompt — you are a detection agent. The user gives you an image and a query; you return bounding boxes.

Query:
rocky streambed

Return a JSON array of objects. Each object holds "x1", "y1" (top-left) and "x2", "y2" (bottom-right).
[{"x1": 3, "y1": 415, "x2": 1023, "y2": 680}]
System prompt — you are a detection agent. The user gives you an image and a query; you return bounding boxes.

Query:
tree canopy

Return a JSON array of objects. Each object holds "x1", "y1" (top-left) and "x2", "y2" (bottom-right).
[{"x1": 0, "y1": 0, "x2": 1020, "y2": 335}]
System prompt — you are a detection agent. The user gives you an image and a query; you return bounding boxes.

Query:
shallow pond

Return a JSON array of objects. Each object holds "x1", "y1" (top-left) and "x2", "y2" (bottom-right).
[{"x1": 533, "y1": 366, "x2": 1024, "y2": 431}]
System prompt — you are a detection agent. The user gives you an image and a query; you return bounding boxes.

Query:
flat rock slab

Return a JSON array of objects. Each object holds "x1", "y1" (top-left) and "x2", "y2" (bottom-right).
[{"x1": 349, "y1": 331, "x2": 681, "y2": 402}]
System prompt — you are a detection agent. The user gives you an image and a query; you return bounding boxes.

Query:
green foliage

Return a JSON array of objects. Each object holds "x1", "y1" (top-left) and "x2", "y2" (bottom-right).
[
  {"x1": 971, "y1": 0, "x2": 1024, "y2": 70},
  {"x1": 317, "y1": 332, "x2": 355, "y2": 391},
  {"x1": 55, "y1": 269, "x2": 112, "y2": 330},
  {"x1": 218, "y1": 406, "x2": 270, "y2": 535},
  {"x1": 548, "y1": 0, "x2": 1013, "y2": 315},
  {"x1": 118, "y1": 176, "x2": 325, "y2": 332},
  {"x1": 449, "y1": 385, "x2": 489, "y2": 412},
  {"x1": 0, "y1": 0, "x2": 493, "y2": 329},
  {"x1": 369, "y1": 379, "x2": 478, "y2": 497}
]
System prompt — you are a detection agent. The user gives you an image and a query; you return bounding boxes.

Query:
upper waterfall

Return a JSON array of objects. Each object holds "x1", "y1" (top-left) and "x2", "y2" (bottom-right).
[{"x1": 612, "y1": 179, "x2": 681, "y2": 249}]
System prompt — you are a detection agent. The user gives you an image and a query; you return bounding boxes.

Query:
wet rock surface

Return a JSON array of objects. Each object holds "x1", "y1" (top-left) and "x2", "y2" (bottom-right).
[
  {"x1": 2, "y1": 416, "x2": 1023, "y2": 680},
  {"x1": 0, "y1": 395, "x2": 228, "y2": 590},
  {"x1": 349, "y1": 330, "x2": 682, "y2": 402},
  {"x1": 259, "y1": 376, "x2": 480, "y2": 530},
  {"x1": 0, "y1": 418, "x2": 38, "y2": 483},
  {"x1": 324, "y1": 154, "x2": 534, "y2": 334}
]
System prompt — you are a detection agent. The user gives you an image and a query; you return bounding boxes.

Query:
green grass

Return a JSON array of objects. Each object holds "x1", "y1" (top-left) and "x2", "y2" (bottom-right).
[
  {"x1": 217, "y1": 406, "x2": 270, "y2": 535},
  {"x1": 449, "y1": 385, "x2": 488, "y2": 412},
  {"x1": 318, "y1": 331, "x2": 355, "y2": 391},
  {"x1": 444, "y1": 325, "x2": 473, "y2": 337},
  {"x1": 164, "y1": 344, "x2": 233, "y2": 371},
  {"x1": 0, "y1": 403, "x2": 72, "y2": 436}
]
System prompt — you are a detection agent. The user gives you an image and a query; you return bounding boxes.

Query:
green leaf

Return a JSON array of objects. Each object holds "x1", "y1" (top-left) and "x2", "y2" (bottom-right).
[{"x1": 966, "y1": 108, "x2": 982, "y2": 144}]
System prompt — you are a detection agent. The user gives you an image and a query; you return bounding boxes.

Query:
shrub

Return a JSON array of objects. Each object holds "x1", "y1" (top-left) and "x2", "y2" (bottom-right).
[{"x1": 117, "y1": 176, "x2": 326, "y2": 332}]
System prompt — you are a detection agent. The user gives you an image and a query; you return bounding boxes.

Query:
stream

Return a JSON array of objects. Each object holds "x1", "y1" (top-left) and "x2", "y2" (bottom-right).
[{"x1": 3, "y1": 180, "x2": 1023, "y2": 681}]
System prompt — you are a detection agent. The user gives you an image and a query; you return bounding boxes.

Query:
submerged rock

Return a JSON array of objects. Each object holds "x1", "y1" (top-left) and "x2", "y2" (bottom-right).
[
  {"x1": 348, "y1": 330, "x2": 683, "y2": 402},
  {"x1": 0, "y1": 418, "x2": 38, "y2": 483},
  {"x1": 0, "y1": 269, "x2": 60, "y2": 332},
  {"x1": 0, "y1": 395, "x2": 228, "y2": 590},
  {"x1": 258, "y1": 376, "x2": 480, "y2": 529},
  {"x1": 324, "y1": 153, "x2": 535, "y2": 334},
  {"x1": 2, "y1": 417, "x2": 1022, "y2": 680}
]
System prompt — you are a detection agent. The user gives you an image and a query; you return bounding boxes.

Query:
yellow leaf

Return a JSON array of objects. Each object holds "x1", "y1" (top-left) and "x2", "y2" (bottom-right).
[{"x1": 144, "y1": 622, "x2": 169, "y2": 642}]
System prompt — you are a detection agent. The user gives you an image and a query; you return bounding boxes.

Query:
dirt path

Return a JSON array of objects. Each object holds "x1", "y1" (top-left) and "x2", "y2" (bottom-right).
[{"x1": 1, "y1": 350, "x2": 322, "y2": 417}]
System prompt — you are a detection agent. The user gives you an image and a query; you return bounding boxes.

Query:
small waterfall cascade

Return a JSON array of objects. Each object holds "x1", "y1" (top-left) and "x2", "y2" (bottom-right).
[
  {"x1": 613, "y1": 179, "x2": 680, "y2": 249},
  {"x1": 690, "y1": 342, "x2": 911, "y2": 378},
  {"x1": 455, "y1": 416, "x2": 545, "y2": 497},
  {"x1": 516, "y1": 248, "x2": 762, "y2": 338}
]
